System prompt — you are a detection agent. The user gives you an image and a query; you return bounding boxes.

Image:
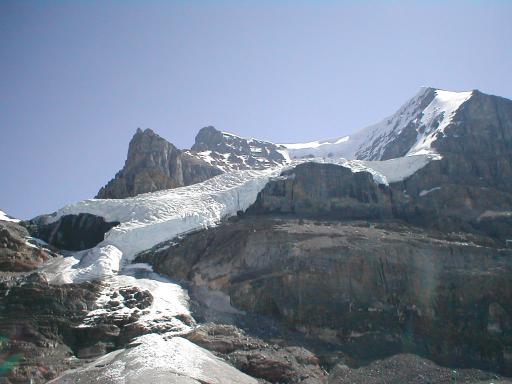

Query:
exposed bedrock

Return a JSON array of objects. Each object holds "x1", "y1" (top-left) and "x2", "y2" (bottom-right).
[
  {"x1": 96, "y1": 128, "x2": 222, "y2": 199},
  {"x1": 0, "y1": 220, "x2": 53, "y2": 272},
  {"x1": 0, "y1": 274, "x2": 104, "y2": 383},
  {"x1": 192, "y1": 125, "x2": 287, "y2": 167},
  {"x1": 138, "y1": 217, "x2": 512, "y2": 375},
  {"x1": 0, "y1": 271, "x2": 171, "y2": 383},
  {"x1": 25, "y1": 213, "x2": 119, "y2": 251},
  {"x1": 392, "y1": 91, "x2": 512, "y2": 238},
  {"x1": 250, "y1": 161, "x2": 512, "y2": 243},
  {"x1": 247, "y1": 162, "x2": 393, "y2": 220}
]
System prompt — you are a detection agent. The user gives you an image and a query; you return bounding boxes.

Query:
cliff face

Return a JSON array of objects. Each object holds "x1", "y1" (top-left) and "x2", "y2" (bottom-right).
[
  {"x1": 248, "y1": 162, "x2": 394, "y2": 220},
  {"x1": 96, "y1": 128, "x2": 223, "y2": 199},
  {"x1": 388, "y1": 91, "x2": 512, "y2": 239},
  {"x1": 139, "y1": 216, "x2": 512, "y2": 375}
]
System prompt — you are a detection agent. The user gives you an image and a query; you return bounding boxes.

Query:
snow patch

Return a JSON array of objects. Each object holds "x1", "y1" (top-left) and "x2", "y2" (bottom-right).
[
  {"x1": 312, "y1": 154, "x2": 437, "y2": 185},
  {"x1": 79, "y1": 264, "x2": 193, "y2": 335},
  {"x1": 419, "y1": 187, "x2": 442, "y2": 197},
  {"x1": 0, "y1": 209, "x2": 20, "y2": 223},
  {"x1": 49, "y1": 334, "x2": 258, "y2": 384},
  {"x1": 407, "y1": 90, "x2": 472, "y2": 156}
]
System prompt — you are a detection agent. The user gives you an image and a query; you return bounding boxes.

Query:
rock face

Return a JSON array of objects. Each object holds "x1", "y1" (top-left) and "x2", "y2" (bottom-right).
[
  {"x1": 191, "y1": 126, "x2": 288, "y2": 171},
  {"x1": 96, "y1": 128, "x2": 223, "y2": 199},
  {"x1": 387, "y1": 92, "x2": 512, "y2": 240},
  {"x1": 249, "y1": 162, "x2": 393, "y2": 220},
  {"x1": 184, "y1": 323, "x2": 326, "y2": 383},
  {"x1": 25, "y1": 213, "x2": 119, "y2": 251},
  {"x1": 96, "y1": 126, "x2": 290, "y2": 199},
  {"x1": 249, "y1": 160, "x2": 512, "y2": 244},
  {"x1": 356, "y1": 87, "x2": 438, "y2": 161},
  {"x1": 139, "y1": 216, "x2": 512, "y2": 376},
  {"x1": 328, "y1": 353, "x2": 507, "y2": 384},
  {"x1": 0, "y1": 274, "x2": 103, "y2": 383},
  {"x1": 0, "y1": 220, "x2": 52, "y2": 271}
]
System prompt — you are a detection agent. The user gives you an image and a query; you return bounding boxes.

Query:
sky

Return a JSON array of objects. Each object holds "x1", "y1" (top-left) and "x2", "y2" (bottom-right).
[{"x1": 1, "y1": 0, "x2": 511, "y2": 219}]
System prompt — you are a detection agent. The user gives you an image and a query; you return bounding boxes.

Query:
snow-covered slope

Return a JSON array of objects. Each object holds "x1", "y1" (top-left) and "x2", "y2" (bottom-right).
[
  {"x1": 40, "y1": 89, "x2": 473, "y2": 284},
  {"x1": 49, "y1": 334, "x2": 258, "y2": 384},
  {"x1": 42, "y1": 167, "x2": 283, "y2": 284},
  {"x1": 0, "y1": 209, "x2": 20, "y2": 223},
  {"x1": 282, "y1": 88, "x2": 473, "y2": 161},
  {"x1": 189, "y1": 127, "x2": 290, "y2": 172}
]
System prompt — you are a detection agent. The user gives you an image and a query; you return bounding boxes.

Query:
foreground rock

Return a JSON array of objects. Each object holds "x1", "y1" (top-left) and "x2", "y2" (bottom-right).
[
  {"x1": 185, "y1": 323, "x2": 326, "y2": 383},
  {"x1": 48, "y1": 334, "x2": 259, "y2": 384},
  {"x1": 138, "y1": 216, "x2": 512, "y2": 376},
  {"x1": 329, "y1": 353, "x2": 509, "y2": 384},
  {"x1": 191, "y1": 126, "x2": 288, "y2": 171}
]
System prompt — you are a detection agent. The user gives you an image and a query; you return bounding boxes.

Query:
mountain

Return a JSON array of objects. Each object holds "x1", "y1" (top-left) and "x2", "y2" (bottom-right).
[
  {"x1": 97, "y1": 87, "x2": 511, "y2": 201},
  {"x1": 96, "y1": 128, "x2": 223, "y2": 199},
  {"x1": 282, "y1": 87, "x2": 474, "y2": 160},
  {"x1": 3, "y1": 87, "x2": 512, "y2": 383},
  {"x1": 96, "y1": 126, "x2": 290, "y2": 199}
]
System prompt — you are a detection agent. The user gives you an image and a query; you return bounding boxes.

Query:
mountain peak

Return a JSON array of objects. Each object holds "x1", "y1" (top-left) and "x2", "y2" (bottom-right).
[{"x1": 134, "y1": 127, "x2": 157, "y2": 137}]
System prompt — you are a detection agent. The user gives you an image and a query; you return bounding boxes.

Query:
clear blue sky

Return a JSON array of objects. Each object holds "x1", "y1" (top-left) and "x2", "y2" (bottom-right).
[{"x1": 1, "y1": 1, "x2": 511, "y2": 219}]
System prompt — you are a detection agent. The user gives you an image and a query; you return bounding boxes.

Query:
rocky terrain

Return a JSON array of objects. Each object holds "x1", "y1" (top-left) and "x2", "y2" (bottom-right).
[
  {"x1": 190, "y1": 125, "x2": 289, "y2": 171},
  {"x1": 138, "y1": 215, "x2": 512, "y2": 375},
  {"x1": 0, "y1": 219, "x2": 54, "y2": 272},
  {"x1": 96, "y1": 128, "x2": 223, "y2": 199},
  {"x1": 97, "y1": 126, "x2": 289, "y2": 199},
  {"x1": 1, "y1": 87, "x2": 512, "y2": 383}
]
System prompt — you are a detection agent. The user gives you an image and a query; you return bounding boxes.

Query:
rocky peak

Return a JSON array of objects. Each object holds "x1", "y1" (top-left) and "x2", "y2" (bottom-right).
[
  {"x1": 190, "y1": 125, "x2": 289, "y2": 171},
  {"x1": 96, "y1": 128, "x2": 222, "y2": 199},
  {"x1": 125, "y1": 128, "x2": 179, "y2": 173},
  {"x1": 283, "y1": 87, "x2": 477, "y2": 161}
]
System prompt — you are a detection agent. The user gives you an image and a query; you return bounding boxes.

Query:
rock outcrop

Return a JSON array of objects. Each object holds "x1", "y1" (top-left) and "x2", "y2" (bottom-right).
[
  {"x1": 185, "y1": 323, "x2": 326, "y2": 383},
  {"x1": 249, "y1": 162, "x2": 393, "y2": 220},
  {"x1": 25, "y1": 213, "x2": 119, "y2": 251},
  {"x1": 0, "y1": 220, "x2": 53, "y2": 271},
  {"x1": 96, "y1": 126, "x2": 290, "y2": 199},
  {"x1": 0, "y1": 274, "x2": 103, "y2": 383},
  {"x1": 249, "y1": 159, "x2": 512, "y2": 244},
  {"x1": 191, "y1": 126, "x2": 288, "y2": 171},
  {"x1": 138, "y1": 216, "x2": 512, "y2": 375},
  {"x1": 96, "y1": 128, "x2": 223, "y2": 199}
]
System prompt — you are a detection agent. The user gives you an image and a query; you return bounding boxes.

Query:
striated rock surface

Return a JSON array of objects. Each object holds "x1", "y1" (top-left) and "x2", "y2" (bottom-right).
[
  {"x1": 0, "y1": 274, "x2": 103, "y2": 383},
  {"x1": 138, "y1": 216, "x2": 512, "y2": 376},
  {"x1": 96, "y1": 128, "x2": 223, "y2": 199},
  {"x1": 250, "y1": 159, "x2": 512, "y2": 244}
]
